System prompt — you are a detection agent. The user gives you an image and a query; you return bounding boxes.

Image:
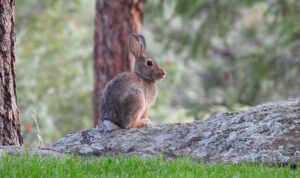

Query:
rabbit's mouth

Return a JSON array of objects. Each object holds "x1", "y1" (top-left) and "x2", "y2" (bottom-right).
[
  {"x1": 154, "y1": 70, "x2": 166, "y2": 80},
  {"x1": 135, "y1": 70, "x2": 165, "y2": 81}
]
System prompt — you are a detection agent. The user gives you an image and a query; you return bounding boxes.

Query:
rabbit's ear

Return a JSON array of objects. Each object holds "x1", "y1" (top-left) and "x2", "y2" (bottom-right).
[
  {"x1": 128, "y1": 33, "x2": 142, "y2": 58},
  {"x1": 137, "y1": 34, "x2": 146, "y2": 55}
]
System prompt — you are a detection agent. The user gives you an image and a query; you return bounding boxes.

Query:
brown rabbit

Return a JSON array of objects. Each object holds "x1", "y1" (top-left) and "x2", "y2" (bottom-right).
[{"x1": 100, "y1": 33, "x2": 165, "y2": 131}]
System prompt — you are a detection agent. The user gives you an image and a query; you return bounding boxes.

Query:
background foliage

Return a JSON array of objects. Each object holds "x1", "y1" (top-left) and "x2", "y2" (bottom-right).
[
  {"x1": 16, "y1": 0, "x2": 93, "y2": 145},
  {"x1": 16, "y1": 0, "x2": 300, "y2": 145}
]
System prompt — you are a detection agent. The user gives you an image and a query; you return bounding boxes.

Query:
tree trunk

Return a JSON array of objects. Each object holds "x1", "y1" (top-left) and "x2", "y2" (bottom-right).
[
  {"x1": 0, "y1": 0, "x2": 23, "y2": 146},
  {"x1": 93, "y1": 0, "x2": 145, "y2": 127}
]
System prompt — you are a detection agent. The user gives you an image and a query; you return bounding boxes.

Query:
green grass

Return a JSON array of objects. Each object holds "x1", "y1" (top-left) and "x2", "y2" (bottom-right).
[{"x1": 0, "y1": 154, "x2": 299, "y2": 178}]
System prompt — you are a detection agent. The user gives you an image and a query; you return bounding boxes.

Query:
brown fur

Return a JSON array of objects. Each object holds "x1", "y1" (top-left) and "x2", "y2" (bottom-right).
[{"x1": 100, "y1": 33, "x2": 165, "y2": 131}]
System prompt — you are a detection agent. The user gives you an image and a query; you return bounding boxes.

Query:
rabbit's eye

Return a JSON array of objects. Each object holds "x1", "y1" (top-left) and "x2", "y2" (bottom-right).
[{"x1": 146, "y1": 60, "x2": 153, "y2": 66}]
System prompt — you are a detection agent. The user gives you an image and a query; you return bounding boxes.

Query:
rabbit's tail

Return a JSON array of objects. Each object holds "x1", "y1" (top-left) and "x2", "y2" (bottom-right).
[{"x1": 102, "y1": 119, "x2": 120, "y2": 131}]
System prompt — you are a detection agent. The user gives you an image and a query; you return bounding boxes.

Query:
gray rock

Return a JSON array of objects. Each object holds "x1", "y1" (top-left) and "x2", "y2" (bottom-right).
[
  {"x1": 1, "y1": 98, "x2": 299, "y2": 165},
  {"x1": 45, "y1": 98, "x2": 300, "y2": 164}
]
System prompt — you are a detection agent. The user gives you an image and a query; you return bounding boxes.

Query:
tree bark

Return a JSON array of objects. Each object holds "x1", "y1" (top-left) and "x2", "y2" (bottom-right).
[
  {"x1": 93, "y1": 0, "x2": 145, "y2": 127},
  {"x1": 0, "y1": 0, "x2": 23, "y2": 146}
]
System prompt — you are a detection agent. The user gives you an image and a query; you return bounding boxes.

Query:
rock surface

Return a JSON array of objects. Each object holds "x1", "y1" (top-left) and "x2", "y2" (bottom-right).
[
  {"x1": 45, "y1": 98, "x2": 300, "y2": 164},
  {"x1": 1, "y1": 98, "x2": 299, "y2": 164},
  {"x1": 0, "y1": 146, "x2": 65, "y2": 158}
]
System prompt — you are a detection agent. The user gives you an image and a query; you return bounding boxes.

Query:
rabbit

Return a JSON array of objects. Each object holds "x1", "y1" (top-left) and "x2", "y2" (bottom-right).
[{"x1": 100, "y1": 33, "x2": 166, "y2": 131}]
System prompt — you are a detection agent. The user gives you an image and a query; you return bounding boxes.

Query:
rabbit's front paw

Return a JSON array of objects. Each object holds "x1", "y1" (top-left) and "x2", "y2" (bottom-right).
[
  {"x1": 130, "y1": 118, "x2": 152, "y2": 128},
  {"x1": 145, "y1": 119, "x2": 152, "y2": 126}
]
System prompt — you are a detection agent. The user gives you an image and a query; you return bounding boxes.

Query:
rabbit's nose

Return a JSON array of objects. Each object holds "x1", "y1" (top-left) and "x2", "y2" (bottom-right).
[{"x1": 161, "y1": 70, "x2": 166, "y2": 77}]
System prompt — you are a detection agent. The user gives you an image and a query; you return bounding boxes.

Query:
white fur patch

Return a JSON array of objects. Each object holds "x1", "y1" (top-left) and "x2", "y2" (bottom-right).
[{"x1": 103, "y1": 120, "x2": 120, "y2": 131}]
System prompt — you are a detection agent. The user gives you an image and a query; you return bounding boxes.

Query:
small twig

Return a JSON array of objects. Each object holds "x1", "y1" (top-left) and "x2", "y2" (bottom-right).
[{"x1": 32, "y1": 109, "x2": 45, "y2": 147}]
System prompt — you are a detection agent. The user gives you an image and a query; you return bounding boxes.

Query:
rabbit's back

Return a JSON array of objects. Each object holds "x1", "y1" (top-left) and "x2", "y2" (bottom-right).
[{"x1": 101, "y1": 73, "x2": 132, "y2": 100}]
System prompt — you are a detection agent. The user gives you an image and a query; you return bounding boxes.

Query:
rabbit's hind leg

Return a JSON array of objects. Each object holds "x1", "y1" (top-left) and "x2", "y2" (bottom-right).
[{"x1": 120, "y1": 88, "x2": 146, "y2": 128}]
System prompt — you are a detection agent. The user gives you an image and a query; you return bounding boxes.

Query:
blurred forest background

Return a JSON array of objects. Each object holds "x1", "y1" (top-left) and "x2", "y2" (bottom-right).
[{"x1": 16, "y1": 0, "x2": 300, "y2": 146}]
